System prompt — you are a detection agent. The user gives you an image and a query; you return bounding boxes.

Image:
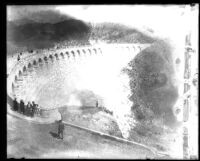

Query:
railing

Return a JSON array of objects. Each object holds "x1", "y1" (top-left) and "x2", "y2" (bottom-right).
[
  {"x1": 8, "y1": 43, "x2": 149, "y2": 75},
  {"x1": 7, "y1": 93, "x2": 59, "y2": 118}
]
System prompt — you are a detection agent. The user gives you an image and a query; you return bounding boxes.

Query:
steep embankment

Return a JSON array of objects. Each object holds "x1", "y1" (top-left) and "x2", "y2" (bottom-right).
[
  {"x1": 122, "y1": 39, "x2": 182, "y2": 154},
  {"x1": 126, "y1": 40, "x2": 179, "y2": 127}
]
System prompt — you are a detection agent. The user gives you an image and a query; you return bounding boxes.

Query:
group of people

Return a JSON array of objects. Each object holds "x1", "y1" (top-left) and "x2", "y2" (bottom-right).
[
  {"x1": 101, "y1": 106, "x2": 113, "y2": 115},
  {"x1": 12, "y1": 98, "x2": 65, "y2": 139},
  {"x1": 17, "y1": 53, "x2": 23, "y2": 61},
  {"x1": 12, "y1": 98, "x2": 40, "y2": 118},
  {"x1": 17, "y1": 50, "x2": 34, "y2": 61},
  {"x1": 95, "y1": 100, "x2": 113, "y2": 115}
]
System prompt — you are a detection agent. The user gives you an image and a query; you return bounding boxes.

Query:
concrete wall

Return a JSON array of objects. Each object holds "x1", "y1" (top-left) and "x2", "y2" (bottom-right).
[{"x1": 7, "y1": 43, "x2": 149, "y2": 115}]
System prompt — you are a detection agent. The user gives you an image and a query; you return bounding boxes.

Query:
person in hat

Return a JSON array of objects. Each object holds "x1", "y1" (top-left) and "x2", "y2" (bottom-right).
[
  {"x1": 19, "y1": 99, "x2": 25, "y2": 114},
  {"x1": 26, "y1": 102, "x2": 31, "y2": 117},
  {"x1": 17, "y1": 55, "x2": 20, "y2": 61},
  {"x1": 31, "y1": 101, "x2": 37, "y2": 117},
  {"x1": 96, "y1": 100, "x2": 98, "y2": 108},
  {"x1": 13, "y1": 98, "x2": 18, "y2": 111},
  {"x1": 58, "y1": 119, "x2": 65, "y2": 139}
]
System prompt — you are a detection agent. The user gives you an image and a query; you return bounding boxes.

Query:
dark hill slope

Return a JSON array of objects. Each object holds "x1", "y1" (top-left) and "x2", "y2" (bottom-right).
[
  {"x1": 7, "y1": 9, "x2": 91, "y2": 54},
  {"x1": 7, "y1": 19, "x2": 91, "y2": 48}
]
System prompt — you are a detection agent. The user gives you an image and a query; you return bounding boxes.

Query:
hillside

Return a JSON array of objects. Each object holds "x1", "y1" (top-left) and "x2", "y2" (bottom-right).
[
  {"x1": 7, "y1": 19, "x2": 91, "y2": 54},
  {"x1": 90, "y1": 22, "x2": 156, "y2": 44},
  {"x1": 7, "y1": 12, "x2": 156, "y2": 56}
]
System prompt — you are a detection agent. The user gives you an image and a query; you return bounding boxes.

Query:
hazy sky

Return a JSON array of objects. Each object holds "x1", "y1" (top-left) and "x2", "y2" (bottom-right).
[
  {"x1": 55, "y1": 5, "x2": 198, "y2": 40},
  {"x1": 7, "y1": 5, "x2": 198, "y2": 48}
]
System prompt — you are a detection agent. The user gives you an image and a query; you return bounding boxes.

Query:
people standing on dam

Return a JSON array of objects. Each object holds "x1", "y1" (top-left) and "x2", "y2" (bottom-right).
[
  {"x1": 18, "y1": 99, "x2": 22, "y2": 113},
  {"x1": 31, "y1": 101, "x2": 36, "y2": 117},
  {"x1": 22, "y1": 100, "x2": 26, "y2": 115},
  {"x1": 11, "y1": 98, "x2": 42, "y2": 118},
  {"x1": 26, "y1": 102, "x2": 32, "y2": 117},
  {"x1": 30, "y1": 103, "x2": 34, "y2": 117},
  {"x1": 17, "y1": 55, "x2": 20, "y2": 61},
  {"x1": 13, "y1": 98, "x2": 18, "y2": 111},
  {"x1": 19, "y1": 100, "x2": 25, "y2": 114},
  {"x1": 32, "y1": 101, "x2": 39, "y2": 117},
  {"x1": 96, "y1": 100, "x2": 98, "y2": 107},
  {"x1": 34, "y1": 104, "x2": 40, "y2": 116},
  {"x1": 58, "y1": 119, "x2": 65, "y2": 140}
]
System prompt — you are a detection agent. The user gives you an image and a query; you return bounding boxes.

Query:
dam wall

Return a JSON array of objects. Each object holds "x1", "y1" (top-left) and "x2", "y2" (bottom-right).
[{"x1": 7, "y1": 43, "x2": 150, "y2": 117}]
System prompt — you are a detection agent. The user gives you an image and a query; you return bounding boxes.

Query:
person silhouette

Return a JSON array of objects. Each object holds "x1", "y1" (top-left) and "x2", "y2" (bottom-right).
[
  {"x1": 96, "y1": 100, "x2": 98, "y2": 107},
  {"x1": 17, "y1": 55, "x2": 20, "y2": 61},
  {"x1": 58, "y1": 119, "x2": 65, "y2": 139},
  {"x1": 26, "y1": 102, "x2": 31, "y2": 117},
  {"x1": 13, "y1": 98, "x2": 18, "y2": 111},
  {"x1": 19, "y1": 99, "x2": 25, "y2": 114}
]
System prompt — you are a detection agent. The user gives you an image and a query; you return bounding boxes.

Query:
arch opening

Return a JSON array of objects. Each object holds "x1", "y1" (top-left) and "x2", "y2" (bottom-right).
[
  {"x1": 77, "y1": 50, "x2": 80, "y2": 56},
  {"x1": 138, "y1": 46, "x2": 141, "y2": 51},
  {"x1": 93, "y1": 48, "x2": 97, "y2": 54},
  {"x1": 82, "y1": 49, "x2": 86, "y2": 56},
  {"x1": 71, "y1": 51, "x2": 75, "y2": 57},
  {"x1": 98, "y1": 48, "x2": 102, "y2": 54},
  {"x1": 55, "y1": 53, "x2": 59, "y2": 59},
  {"x1": 60, "y1": 52, "x2": 64, "y2": 57},
  {"x1": 23, "y1": 66, "x2": 26, "y2": 72},
  {"x1": 18, "y1": 70, "x2": 22, "y2": 76},
  {"x1": 176, "y1": 58, "x2": 181, "y2": 64},
  {"x1": 33, "y1": 60, "x2": 37, "y2": 65},
  {"x1": 44, "y1": 56, "x2": 48, "y2": 61},
  {"x1": 28, "y1": 63, "x2": 32, "y2": 68},
  {"x1": 88, "y1": 49, "x2": 92, "y2": 55},
  {"x1": 15, "y1": 75, "x2": 17, "y2": 81},
  {"x1": 12, "y1": 82, "x2": 15, "y2": 90},
  {"x1": 38, "y1": 58, "x2": 42, "y2": 63},
  {"x1": 132, "y1": 45, "x2": 136, "y2": 51}
]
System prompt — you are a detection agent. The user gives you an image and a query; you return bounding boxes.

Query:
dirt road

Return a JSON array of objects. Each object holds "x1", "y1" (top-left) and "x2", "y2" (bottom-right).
[{"x1": 7, "y1": 113, "x2": 170, "y2": 159}]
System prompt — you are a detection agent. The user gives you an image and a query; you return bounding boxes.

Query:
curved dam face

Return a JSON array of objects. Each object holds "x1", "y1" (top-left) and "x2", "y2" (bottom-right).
[
  {"x1": 9, "y1": 44, "x2": 146, "y2": 108},
  {"x1": 8, "y1": 43, "x2": 149, "y2": 138},
  {"x1": 7, "y1": 41, "x2": 198, "y2": 159}
]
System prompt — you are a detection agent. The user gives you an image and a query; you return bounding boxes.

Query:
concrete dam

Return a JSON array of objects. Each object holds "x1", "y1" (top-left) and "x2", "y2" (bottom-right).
[{"x1": 7, "y1": 43, "x2": 150, "y2": 118}]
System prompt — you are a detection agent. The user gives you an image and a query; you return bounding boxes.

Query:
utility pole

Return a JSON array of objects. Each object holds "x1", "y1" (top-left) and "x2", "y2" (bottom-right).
[
  {"x1": 182, "y1": 30, "x2": 191, "y2": 159},
  {"x1": 183, "y1": 30, "x2": 197, "y2": 159},
  {"x1": 181, "y1": 4, "x2": 199, "y2": 159}
]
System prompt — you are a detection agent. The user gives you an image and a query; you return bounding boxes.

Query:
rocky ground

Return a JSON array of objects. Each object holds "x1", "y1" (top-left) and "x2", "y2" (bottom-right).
[
  {"x1": 7, "y1": 113, "x2": 170, "y2": 159},
  {"x1": 59, "y1": 105, "x2": 183, "y2": 158},
  {"x1": 59, "y1": 106, "x2": 123, "y2": 137},
  {"x1": 128, "y1": 120, "x2": 183, "y2": 158}
]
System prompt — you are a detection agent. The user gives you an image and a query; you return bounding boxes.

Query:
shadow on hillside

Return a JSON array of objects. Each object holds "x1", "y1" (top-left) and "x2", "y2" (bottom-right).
[
  {"x1": 7, "y1": 9, "x2": 91, "y2": 54},
  {"x1": 49, "y1": 131, "x2": 60, "y2": 139}
]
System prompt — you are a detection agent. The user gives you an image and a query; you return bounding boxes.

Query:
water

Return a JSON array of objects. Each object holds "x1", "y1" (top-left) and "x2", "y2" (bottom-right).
[
  {"x1": 13, "y1": 48, "x2": 137, "y2": 138},
  {"x1": 14, "y1": 54, "x2": 94, "y2": 107}
]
